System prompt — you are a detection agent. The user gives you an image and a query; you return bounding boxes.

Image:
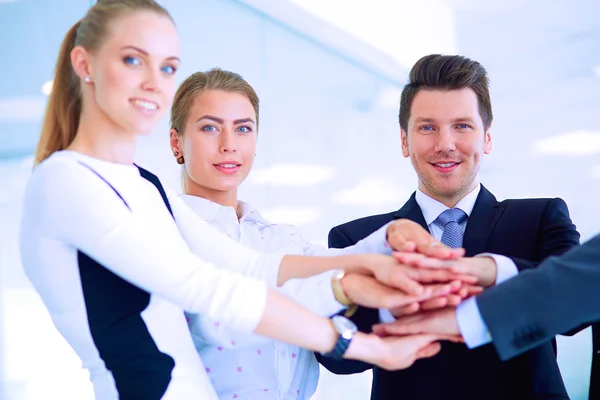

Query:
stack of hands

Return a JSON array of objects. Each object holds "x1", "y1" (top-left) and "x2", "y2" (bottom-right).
[{"x1": 340, "y1": 219, "x2": 498, "y2": 370}]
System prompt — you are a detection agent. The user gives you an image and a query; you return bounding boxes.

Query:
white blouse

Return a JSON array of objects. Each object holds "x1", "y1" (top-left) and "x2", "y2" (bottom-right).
[{"x1": 181, "y1": 195, "x2": 390, "y2": 400}]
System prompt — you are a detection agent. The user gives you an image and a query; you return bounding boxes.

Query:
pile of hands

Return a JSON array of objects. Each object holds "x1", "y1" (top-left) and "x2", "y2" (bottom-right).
[{"x1": 341, "y1": 219, "x2": 498, "y2": 370}]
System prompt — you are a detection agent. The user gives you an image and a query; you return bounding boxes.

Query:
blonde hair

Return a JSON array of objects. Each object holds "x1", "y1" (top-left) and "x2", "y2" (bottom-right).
[
  {"x1": 35, "y1": 0, "x2": 172, "y2": 165},
  {"x1": 170, "y1": 68, "x2": 260, "y2": 191}
]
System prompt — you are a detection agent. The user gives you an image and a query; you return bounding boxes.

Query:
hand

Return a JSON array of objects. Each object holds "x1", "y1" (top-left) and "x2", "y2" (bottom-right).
[
  {"x1": 341, "y1": 272, "x2": 462, "y2": 310},
  {"x1": 347, "y1": 332, "x2": 461, "y2": 371},
  {"x1": 386, "y1": 283, "x2": 483, "y2": 317},
  {"x1": 345, "y1": 332, "x2": 458, "y2": 371},
  {"x1": 386, "y1": 219, "x2": 465, "y2": 259},
  {"x1": 372, "y1": 307, "x2": 463, "y2": 338},
  {"x1": 348, "y1": 254, "x2": 478, "y2": 297},
  {"x1": 393, "y1": 253, "x2": 498, "y2": 288}
]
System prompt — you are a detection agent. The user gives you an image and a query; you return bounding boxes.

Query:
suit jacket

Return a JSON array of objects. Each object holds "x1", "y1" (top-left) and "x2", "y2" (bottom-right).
[
  {"x1": 318, "y1": 185, "x2": 580, "y2": 400},
  {"x1": 475, "y1": 233, "x2": 600, "y2": 399}
]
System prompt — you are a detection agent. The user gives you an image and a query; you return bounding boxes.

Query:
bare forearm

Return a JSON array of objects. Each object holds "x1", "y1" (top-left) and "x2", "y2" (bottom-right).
[
  {"x1": 254, "y1": 289, "x2": 384, "y2": 360},
  {"x1": 278, "y1": 254, "x2": 369, "y2": 286}
]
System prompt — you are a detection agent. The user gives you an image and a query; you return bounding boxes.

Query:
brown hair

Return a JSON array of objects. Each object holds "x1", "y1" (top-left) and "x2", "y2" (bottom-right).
[
  {"x1": 170, "y1": 68, "x2": 260, "y2": 135},
  {"x1": 398, "y1": 54, "x2": 493, "y2": 132},
  {"x1": 34, "y1": 0, "x2": 172, "y2": 165}
]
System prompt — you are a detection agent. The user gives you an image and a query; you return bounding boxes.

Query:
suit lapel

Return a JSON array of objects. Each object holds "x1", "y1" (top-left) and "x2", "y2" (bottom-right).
[
  {"x1": 462, "y1": 185, "x2": 505, "y2": 256},
  {"x1": 393, "y1": 193, "x2": 429, "y2": 231}
]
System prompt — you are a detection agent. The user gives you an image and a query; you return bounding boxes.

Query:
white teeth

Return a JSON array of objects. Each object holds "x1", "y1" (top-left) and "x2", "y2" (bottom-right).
[
  {"x1": 132, "y1": 99, "x2": 158, "y2": 110},
  {"x1": 436, "y1": 163, "x2": 456, "y2": 167},
  {"x1": 218, "y1": 164, "x2": 238, "y2": 168}
]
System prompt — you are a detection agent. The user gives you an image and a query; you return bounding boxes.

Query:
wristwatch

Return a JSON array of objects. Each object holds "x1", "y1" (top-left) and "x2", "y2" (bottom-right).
[
  {"x1": 331, "y1": 269, "x2": 358, "y2": 317},
  {"x1": 321, "y1": 315, "x2": 358, "y2": 360}
]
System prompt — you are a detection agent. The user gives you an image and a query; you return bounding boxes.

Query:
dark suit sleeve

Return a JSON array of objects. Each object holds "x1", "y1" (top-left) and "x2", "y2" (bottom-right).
[
  {"x1": 510, "y1": 198, "x2": 580, "y2": 272},
  {"x1": 477, "y1": 233, "x2": 600, "y2": 361},
  {"x1": 315, "y1": 226, "x2": 379, "y2": 375},
  {"x1": 509, "y1": 198, "x2": 583, "y2": 336}
]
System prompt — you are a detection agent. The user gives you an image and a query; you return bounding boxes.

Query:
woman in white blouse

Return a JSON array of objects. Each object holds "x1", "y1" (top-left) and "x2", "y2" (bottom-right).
[{"x1": 168, "y1": 69, "x2": 470, "y2": 399}]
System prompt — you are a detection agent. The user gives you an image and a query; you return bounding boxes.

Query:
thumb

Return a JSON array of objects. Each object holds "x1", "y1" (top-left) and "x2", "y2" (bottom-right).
[{"x1": 415, "y1": 341, "x2": 442, "y2": 359}]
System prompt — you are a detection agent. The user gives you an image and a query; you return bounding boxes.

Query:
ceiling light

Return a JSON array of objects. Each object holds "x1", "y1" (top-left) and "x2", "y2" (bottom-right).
[
  {"x1": 42, "y1": 80, "x2": 53, "y2": 96},
  {"x1": 533, "y1": 130, "x2": 600, "y2": 156},
  {"x1": 259, "y1": 206, "x2": 320, "y2": 226},
  {"x1": 0, "y1": 97, "x2": 46, "y2": 122},
  {"x1": 248, "y1": 163, "x2": 335, "y2": 186},
  {"x1": 331, "y1": 179, "x2": 411, "y2": 206}
]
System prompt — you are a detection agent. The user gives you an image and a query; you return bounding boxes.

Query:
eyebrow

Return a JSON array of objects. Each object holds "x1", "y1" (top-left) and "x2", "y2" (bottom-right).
[
  {"x1": 196, "y1": 115, "x2": 256, "y2": 125},
  {"x1": 414, "y1": 117, "x2": 475, "y2": 123},
  {"x1": 120, "y1": 45, "x2": 180, "y2": 62}
]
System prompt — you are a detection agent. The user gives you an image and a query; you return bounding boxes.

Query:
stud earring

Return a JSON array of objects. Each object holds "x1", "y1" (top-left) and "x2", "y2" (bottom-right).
[{"x1": 84, "y1": 76, "x2": 91, "y2": 83}]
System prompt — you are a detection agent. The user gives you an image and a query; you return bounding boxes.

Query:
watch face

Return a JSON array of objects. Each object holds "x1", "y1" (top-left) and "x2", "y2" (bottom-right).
[{"x1": 332, "y1": 315, "x2": 358, "y2": 337}]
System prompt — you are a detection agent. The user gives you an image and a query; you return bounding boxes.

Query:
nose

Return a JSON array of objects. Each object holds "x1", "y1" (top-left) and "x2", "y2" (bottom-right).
[
  {"x1": 219, "y1": 129, "x2": 238, "y2": 153},
  {"x1": 141, "y1": 67, "x2": 161, "y2": 93},
  {"x1": 434, "y1": 126, "x2": 456, "y2": 153}
]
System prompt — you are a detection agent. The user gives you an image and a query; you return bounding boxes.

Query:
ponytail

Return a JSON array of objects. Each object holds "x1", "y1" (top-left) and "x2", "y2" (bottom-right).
[{"x1": 34, "y1": 21, "x2": 83, "y2": 165}]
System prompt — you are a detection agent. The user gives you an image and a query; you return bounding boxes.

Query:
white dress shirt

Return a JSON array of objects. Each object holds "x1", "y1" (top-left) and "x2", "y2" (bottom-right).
[
  {"x1": 380, "y1": 185, "x2": 519, "y2": 327},
  {"x1": 181, "y1": 194, "x2": 391, "y2": 400}
]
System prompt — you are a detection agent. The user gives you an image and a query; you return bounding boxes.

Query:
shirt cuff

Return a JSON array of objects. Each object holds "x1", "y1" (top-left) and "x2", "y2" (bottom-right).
[
  {"x1": 477, "y1": 253, "x2": 519, "y2": 285},
  {"x1": 379, "y1": 308, "x2": 396, "y2": 323},
  {"x1": 456, "y1": 297, "x2": 493, "y2": 349},
  {"x1": 355, "y1": 222, "x2": 393, "y2": 255}
]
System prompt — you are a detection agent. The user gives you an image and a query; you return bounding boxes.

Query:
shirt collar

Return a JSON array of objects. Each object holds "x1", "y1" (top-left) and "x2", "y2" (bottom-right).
[
  {"x1": 178, "y1": 194, "x2": 271, "y2": 225},
  {"x1": 415, "y1": 183, "x2": 481, "y2": 226}
]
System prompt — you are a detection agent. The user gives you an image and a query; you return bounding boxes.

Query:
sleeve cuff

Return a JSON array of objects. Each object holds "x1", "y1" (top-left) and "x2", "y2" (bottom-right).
[
  {"x1": 456, "y1": 297, "x2": 493, "y2": 349},
  {"x1": 379, "y1": 308, "x2": 396, "y2": 323},
  {"x1": 477, "y1": 253, "x2": 519, "y2": 285},
  {"x1": 352, "y1": 222, "x2": 393, "y2": 255},
  {"x1": 279, "y1": 270, "x2": 346, "y2": 317}
]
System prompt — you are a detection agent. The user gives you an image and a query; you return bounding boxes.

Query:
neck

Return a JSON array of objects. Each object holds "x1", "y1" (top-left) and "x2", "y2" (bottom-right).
[
  {"x1": 68, "y1": 104, "x2": 137, "y2": 165},
  {"x1": 419, "y1": 180, "x2": 479, "y2": 208},
  {"x1": 185, "y1": 178, "x2": 239, "y2": 215}
]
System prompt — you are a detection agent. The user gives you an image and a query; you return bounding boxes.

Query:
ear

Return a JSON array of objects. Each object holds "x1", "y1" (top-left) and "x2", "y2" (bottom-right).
[
  {"x1": 484, "y1": 123, "x2": 492, "y2": 154},
  {"x1": 70, "y1": 45, "x2": 93, "y2": 82},
  {"x1": 401, "y1": 129, "x2": 410, "y2": 158},
  {"x1": 170, "y1": 129, "x2": 182, "y2": 155}
]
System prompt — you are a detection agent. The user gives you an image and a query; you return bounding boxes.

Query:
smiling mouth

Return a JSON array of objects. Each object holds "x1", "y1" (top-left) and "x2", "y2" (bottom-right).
[
  {"x1": 432, "y1": 162, "x2": 459, "y2": 168},
  {"x1": 430, "y1": 161, "x2": 461, "y2": 172},
  {"x1": 214, "y1": 163, "x2": 241, "y2": 168},
  {"x1": 130, "y1": 99, "x2": 159, "y2": 111}
]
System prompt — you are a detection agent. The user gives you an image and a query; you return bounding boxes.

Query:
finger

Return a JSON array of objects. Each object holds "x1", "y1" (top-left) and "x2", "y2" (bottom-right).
[
  {"x1": 413, "y1": 257, "x2": 456, "y2": 269},
  {"x1": 392, "y1": 251, "x2": 428, "y2": 265},
  {"x1": 438, "y1": 334, "x2": 465, "y2": 343},
  {"x1": 380, "y1": 269, "x2": 425, "y2": 296},
  {"x1": 399, "y1": 241, "x2": 417, "y2": 252},
  {"x1": 415, "y1": 341, "x2": 442, "y2": 360},
  {"x1": 406, "y1": 267, "x2": 458, "y2": 283},
  {"x1": 444, "y1": 294, "x2": 462, "y2": 307},
  {"x1": 419, "y1": 296, "x2": 448, "y2": 310},
  {"x1": 465, "y1": 284, "x2": 484, "y2": 294},
  {"x1": 452, "y1": 273, "x2": 479, "y2": 284},
  {"x1": 373, "y1": 320, "x2": 420, "y2": 336},
  {"x1": 416, "y1": 242, "x2": 465, "y2": 260},
  {"x1": 389, "y1": 303, "x2": 420, "y2": 318}
]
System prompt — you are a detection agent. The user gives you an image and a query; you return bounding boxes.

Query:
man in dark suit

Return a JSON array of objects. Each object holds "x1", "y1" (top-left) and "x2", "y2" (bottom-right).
[{"x1": 317, "y1": 54, "x2": 581, "y2": 400}]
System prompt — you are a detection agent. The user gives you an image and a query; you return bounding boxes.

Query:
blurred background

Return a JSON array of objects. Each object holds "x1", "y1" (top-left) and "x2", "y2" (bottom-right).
[{"x1": 1, "y1": 0, "x2": 599, "y2": 398}]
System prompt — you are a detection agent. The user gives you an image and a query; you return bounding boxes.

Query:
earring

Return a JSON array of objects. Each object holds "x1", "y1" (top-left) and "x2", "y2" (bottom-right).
[
  {"x1": 174, "y1": 151, "x2": 184, "y2": 165},
  {"x1": 84, "y1": 76, "x2": 91, "y2": 83}
]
